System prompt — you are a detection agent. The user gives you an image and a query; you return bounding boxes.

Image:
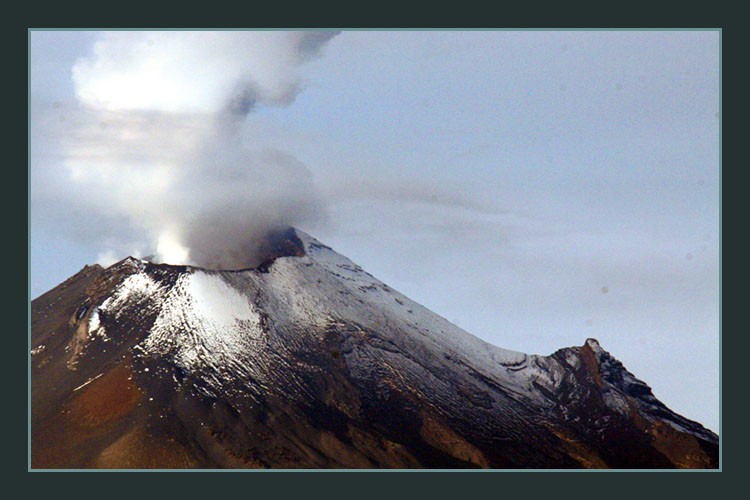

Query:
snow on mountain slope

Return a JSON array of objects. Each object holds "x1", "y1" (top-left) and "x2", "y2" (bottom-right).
[
  {"x1": 79, "y1": 230, "x2": 530, "y2": 396},
  {"x1": 30, "y1": 228, "x2": 719, "y2": 469}
]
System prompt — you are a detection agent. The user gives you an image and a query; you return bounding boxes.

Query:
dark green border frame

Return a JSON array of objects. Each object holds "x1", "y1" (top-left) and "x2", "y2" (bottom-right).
[{"x1": 12, "y1": 0, "x2": 740, "y2": 495}]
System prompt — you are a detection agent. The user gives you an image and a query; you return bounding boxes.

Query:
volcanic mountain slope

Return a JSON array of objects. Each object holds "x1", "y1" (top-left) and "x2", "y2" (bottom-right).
[{"x1": 30, "y1": 228, "x2": 719, "y2": 469}]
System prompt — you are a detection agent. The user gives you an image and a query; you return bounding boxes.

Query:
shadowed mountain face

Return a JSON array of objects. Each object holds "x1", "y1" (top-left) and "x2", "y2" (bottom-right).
[{"x1": 30, "y1": 228, "x2": 719, "y2": 469}]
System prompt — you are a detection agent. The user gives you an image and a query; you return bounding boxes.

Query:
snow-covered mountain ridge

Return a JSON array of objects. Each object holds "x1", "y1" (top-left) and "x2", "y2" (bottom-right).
[{"x1": 31, "y1": 228, "x2": 718, "y2": 468}]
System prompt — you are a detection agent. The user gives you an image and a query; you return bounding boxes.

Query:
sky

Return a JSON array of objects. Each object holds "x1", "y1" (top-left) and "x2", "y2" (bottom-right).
[{"x1": 29, "y1": 30, "x2": 720, "y2": 432}]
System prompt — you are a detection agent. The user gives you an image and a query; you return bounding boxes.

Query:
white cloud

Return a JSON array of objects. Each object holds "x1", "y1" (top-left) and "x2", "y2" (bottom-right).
[
  {"x1": 38, "y1": 31, "x2": 339, "y2": 270},
  {"x1": 72, "y1": 31, "x2": 338, "y2": 113}
]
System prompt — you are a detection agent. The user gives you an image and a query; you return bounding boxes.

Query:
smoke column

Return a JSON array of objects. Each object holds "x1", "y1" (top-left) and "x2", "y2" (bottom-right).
[{"x1": 59, "y1": 31, "x2": 338, "y2": 268}]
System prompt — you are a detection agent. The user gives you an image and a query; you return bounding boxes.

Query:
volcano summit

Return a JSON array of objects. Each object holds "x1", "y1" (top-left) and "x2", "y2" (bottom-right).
[{"x1": 30, "y1": 228, "x2": 718, "y2": 469}]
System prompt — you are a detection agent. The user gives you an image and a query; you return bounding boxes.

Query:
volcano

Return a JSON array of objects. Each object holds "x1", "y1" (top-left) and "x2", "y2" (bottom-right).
[{"x1": 30, "y1": 228, "x2": 719, "y2": 469}]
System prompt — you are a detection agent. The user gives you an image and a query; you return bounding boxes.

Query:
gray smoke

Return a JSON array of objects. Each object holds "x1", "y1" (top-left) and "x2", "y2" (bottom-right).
[{"x1": 47, "y1": 31, "x2": 338, "y2": 268}]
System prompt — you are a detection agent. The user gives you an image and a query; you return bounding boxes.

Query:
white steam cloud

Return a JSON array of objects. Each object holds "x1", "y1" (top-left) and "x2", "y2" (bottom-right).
[
  {"x1": 72, "y1": 31, "x2": 338, "y2": 113},
  {"x1": 54, "y1": 31, "x2": 338, "y2": 269}
]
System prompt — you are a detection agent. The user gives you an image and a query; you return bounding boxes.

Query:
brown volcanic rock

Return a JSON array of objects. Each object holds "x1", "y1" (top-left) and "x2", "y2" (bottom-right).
[{"x1": 30, "y1": 229, "x2": 719, "y2": 469}]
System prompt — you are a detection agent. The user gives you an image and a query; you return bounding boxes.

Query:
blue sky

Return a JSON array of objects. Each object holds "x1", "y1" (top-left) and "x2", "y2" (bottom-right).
[{"x1": 30, "y1": 30, "x2": 720, "y2": 432}]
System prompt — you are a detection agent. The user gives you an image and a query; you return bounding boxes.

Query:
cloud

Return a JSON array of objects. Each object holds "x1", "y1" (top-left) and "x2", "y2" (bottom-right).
[
  {"x1": 72, "y1": 31, "x2": 338, "y2": 114},
  {"x1": 321, "y1": 177, "x2": 507, "y2": 216},
  {"x1": 35, "y1": 31, "x2": 338, "y2": 269}
]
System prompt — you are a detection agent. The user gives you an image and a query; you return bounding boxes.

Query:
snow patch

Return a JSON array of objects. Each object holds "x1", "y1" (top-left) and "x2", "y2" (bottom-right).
[
  {"x1": 290, "y1": 230, "x2": 529, "y2": 381},
  {"x1": 186, "y1": 271, "x2": 259, "y2": 329},
  {"x1": 602, "y1": 389, "x2": 630, "y2": 414},
  {"x1": 140, "y1": 270, "x2": 265, "y2": 393},
  {"x1": 87, "y1": 309, "x2": 110, "y2": 342},
  {"x1": 88, "y1": 310, "x2": 100, "y2": 331},
  {"x1": 100, "y1": 272, "x2": 162, "y2": 318}
]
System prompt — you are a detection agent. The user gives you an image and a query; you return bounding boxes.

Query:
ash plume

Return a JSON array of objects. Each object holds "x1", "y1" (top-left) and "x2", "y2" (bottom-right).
[{"x1": 44, "y1": 31, "x2": 338, "y2": 269}]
